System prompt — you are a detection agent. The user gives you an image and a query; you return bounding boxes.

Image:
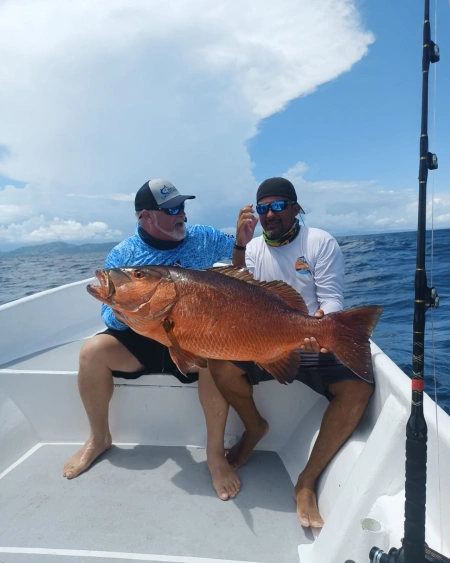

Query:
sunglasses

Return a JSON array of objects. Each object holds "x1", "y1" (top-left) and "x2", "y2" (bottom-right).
[
  {"x1": 256, "y1": 200, "x2": 296, "y2": 215},
  {"x1": 161, "y1": 202, "x2": 185, "y2": 215},
  {"x1": 139, "y1": 202, "x2": 185, "y2": 219}
]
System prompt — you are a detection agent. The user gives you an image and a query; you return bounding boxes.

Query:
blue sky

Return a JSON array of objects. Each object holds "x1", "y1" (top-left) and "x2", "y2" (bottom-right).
[
  {"x1": 0, "y1": 0, "x2": 449, "y2": 249},
  {"x1": 250, "y1": 0, "x2": 450, "y2": 209}
]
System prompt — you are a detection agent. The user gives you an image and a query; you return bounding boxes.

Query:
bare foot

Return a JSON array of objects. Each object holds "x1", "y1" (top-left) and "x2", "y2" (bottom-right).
[
  {"x1": 207, "y1": 452, "x2": 241, "y2": 501},
  {"x1": 62, "y1": 435, "x2": 112, "y2": 479},
  {"x1": 226, "y1": 419, "x2": 269, "y2": 469},
  {"x1": 294, "y1": 483, "x2": 324, "y2": 528}
]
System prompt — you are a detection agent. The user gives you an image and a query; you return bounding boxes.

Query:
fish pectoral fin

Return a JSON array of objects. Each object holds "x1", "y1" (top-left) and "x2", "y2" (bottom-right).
[
  {"x1": 168, "y1": 346, "x2": 207, "y2": 375},
  {"x1": 161, "y1": 317, "x2": 207, "y2": 374},
  {"x1": 257, "y1": 349, "x2": 301, "y2": 385},
  {"x1": 161, "y1": 318, "x2": 182, "y2": 353}
]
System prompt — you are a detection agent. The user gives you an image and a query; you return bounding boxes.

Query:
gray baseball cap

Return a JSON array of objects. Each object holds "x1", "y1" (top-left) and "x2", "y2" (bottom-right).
[{"x1": 135, "y1": 179, "x2": 195, "y2": 211}]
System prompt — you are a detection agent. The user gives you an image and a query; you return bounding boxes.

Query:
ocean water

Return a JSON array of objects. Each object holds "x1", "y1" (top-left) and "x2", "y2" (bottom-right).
[
  {"x1": 1, "y1": 229, "x2": 449, "y2": 414},
  {"x1": 340, "y1": 229, "x2": 450, "y2": 415}
]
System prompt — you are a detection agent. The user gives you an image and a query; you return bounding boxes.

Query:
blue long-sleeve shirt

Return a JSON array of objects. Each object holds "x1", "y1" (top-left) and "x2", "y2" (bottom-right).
[{"x1": 101, "y1": 224, "x2": 235, "y2": 329}]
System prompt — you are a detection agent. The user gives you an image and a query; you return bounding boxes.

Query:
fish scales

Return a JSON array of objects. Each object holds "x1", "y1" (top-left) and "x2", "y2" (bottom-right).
[
  {"x1": 165, "y1": 269, "x2": 312, "y2": 358},
  {"x1": 87, "y1": 265, "x2": 383, "y2": 384}
]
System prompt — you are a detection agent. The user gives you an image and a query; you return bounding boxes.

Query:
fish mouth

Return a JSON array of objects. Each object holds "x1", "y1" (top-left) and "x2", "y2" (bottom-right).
[{"x1": 86, "y1": 270, "x2": 115, "y2": 302}]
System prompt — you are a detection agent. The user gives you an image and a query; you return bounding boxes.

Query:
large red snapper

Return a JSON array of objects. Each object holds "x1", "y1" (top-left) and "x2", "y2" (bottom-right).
[{"x1": 87, "y1": 265, "x2": 383, "y2": 384}]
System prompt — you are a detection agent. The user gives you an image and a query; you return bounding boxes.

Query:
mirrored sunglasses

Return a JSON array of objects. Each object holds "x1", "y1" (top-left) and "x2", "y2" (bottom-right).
[
  {"x1": 138, "y1": 202, "x2": 185, "y2": 220},
  {"x1": 162, "y1": 202, "x2": 185, "y2": 215},
  {"x1": 255, "y1": 200, "x2": 296, "y2": 215}
]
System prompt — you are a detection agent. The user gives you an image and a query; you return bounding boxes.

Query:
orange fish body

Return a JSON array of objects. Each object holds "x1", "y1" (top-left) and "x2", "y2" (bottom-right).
[{"x1": 87, "y1": 265, "x2": 383, "y2": 384}]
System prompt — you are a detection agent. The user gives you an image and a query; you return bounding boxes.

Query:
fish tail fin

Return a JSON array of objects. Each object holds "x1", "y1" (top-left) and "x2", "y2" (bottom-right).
[{"x1": 325, "y1": 306, "x2": 384, "y2": 383}]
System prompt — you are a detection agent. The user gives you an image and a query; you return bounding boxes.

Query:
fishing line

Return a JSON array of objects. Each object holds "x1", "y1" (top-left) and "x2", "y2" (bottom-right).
[{"x1": 430, "y1": 0, "x2": 443, "y2": 552}]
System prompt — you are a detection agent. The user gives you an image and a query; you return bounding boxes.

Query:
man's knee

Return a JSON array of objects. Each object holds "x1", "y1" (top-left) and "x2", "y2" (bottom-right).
[
  {"x1": 207, "y1": 360, "x2": 246, "y2": 385},
  {"x1": 79, "y1": 335, "x2": 115, "y2": 368},
  {"x1": 208, "y1": 359, "x2": 232, "y2": 377},
  {"x1": 329, "y1": 379, "x2": 374, "y2": 407}
]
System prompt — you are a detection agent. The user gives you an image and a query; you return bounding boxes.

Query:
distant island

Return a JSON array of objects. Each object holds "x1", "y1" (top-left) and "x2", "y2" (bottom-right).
[
  {"x1": 0, "y1": 227, "x2": 447, "y2": 258},
  {"x1": 0, "y1": 241, "x2": 119, "y2": 257}
]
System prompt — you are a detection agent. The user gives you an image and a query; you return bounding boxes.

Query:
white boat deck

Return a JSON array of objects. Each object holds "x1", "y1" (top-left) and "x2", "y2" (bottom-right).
[
  {"x1": 0, "y1": 443, "x2": 309, "y2": 563},
  {"x1": 0, "y1": 338, "x2": 311, "y2": 563}
]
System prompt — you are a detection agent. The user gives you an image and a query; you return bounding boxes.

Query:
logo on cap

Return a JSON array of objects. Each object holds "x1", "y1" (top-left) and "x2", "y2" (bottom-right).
[{"x1": 160, "y1": 185, "x2": 177, "y2": 200}]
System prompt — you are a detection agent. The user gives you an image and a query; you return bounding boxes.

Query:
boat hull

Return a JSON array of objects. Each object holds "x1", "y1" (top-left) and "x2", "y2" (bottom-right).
[{"x1": 1, "y1": 279, "x2": 449, "y2": 562}]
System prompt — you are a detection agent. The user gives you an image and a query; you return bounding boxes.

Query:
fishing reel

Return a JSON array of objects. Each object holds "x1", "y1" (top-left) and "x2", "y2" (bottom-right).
[
  {"x1": 427, "y1": 152, "x2": 438, "y2": 170},
  {"x1": 429, "y1": 41, "x2": 440, "y2": 63},
  {"x1": 426, "y1": 286, "x2": 439, "y2": 309},
  {"x1": 369, "y1": 543, "x2": 450, "y2": 563}
]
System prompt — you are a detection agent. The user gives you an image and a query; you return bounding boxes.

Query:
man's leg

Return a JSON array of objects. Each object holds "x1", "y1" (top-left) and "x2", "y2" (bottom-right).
[
  {"x1": 208, "y1": 360, "x2": 269, "y2": 469},
  {"x1": 62, "y1": 334, "x2": 144, "y2": 479},
  {"x1": 294, "y1": 379, "x2": 373, "y2": 528},
  {"x1": 197, "y1": 367, "x2": 240, "y2": 500}
]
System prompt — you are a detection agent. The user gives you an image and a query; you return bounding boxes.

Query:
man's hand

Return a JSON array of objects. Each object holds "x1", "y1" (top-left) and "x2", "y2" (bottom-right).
[
  {"x1": 300, "y1": 309, "x2": 329, "y2": 353},
  {"x1": 235, "y1": 204, "x2": 258, "y2": 247}
]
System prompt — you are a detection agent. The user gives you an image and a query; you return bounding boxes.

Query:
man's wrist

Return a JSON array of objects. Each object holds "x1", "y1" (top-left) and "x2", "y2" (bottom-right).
[{"x1": 234, "y1": 244, "x2": 246, "y2": 251}]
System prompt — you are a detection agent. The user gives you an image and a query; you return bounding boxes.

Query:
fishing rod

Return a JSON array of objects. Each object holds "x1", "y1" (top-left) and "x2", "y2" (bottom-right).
[{"x1": 369, "y1": 0, "x2": 441, "y2": 562}]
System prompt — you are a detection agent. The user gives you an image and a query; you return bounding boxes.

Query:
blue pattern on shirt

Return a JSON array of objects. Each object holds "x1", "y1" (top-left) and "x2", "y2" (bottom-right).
[{"x1": 101, "y1": 224, "x2": 235, "y2": 330}]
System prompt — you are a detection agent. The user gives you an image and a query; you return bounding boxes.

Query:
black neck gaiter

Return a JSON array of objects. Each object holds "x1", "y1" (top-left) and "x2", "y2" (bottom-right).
[{"x1": 138, "y1": 225, "x2": 185, "y2": 250}]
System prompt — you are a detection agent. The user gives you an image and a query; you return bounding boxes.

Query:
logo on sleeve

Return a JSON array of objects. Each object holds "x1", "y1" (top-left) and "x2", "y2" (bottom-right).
[{"x1": 295, "y1": 256, "x2": 311, "y2": 275}]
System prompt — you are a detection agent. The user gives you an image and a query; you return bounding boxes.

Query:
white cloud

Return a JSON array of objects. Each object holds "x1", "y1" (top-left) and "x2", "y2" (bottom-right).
[
  {"x1": 67, "y1": 193, "x2": 136, "y2": 201},
  {"x1": 283, "y1": 162, "x2": 450, "y2": 234},
  {"x1": 429, "y1": 195, "x2": 450, "y2": 226},
  {"x1": 0, "y1": 204, "x2": 25, "y2": 224},
  {"x1": 0, "y1": 217, "x2": 121, "y2": 244},
  {"x1": 0, "y1": 0, "x2": 374, "y2": 247}
]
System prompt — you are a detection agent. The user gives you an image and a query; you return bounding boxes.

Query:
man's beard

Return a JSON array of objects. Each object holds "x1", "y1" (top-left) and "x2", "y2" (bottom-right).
[
  {"x1": 153, "y1": 214, "x2": 187, "y2": 241},
  {"x1": 263, "y1": 220, "x2": 284, "y2": 240}
]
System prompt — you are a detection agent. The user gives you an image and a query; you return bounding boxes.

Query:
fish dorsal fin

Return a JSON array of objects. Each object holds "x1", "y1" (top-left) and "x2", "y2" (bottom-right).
[
  {"x1": 259, "y1": 280, "x2": 309, "y2": 314},
  {"x1": 207, "y1": 265, "x2": 256, "y2": 283},
  {"x1": 209, "y1": 266, "x2": 309, "y2": 314}
]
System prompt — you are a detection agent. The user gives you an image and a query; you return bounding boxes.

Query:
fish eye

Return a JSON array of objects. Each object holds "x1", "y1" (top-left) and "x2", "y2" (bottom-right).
[{"x1": 134, "y1": 269, "x2": 144, "y2": 279}]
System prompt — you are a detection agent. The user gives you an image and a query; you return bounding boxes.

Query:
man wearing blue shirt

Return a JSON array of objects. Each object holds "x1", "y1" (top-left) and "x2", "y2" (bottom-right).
[{"x1": 63, "y1": 178, "x2": 243, "y2": 502}]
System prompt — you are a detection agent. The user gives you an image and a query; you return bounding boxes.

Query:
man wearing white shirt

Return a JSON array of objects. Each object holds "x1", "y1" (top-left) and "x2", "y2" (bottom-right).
[{"x1": 208, "y1": 177, "x2": 374, "y2": 529}]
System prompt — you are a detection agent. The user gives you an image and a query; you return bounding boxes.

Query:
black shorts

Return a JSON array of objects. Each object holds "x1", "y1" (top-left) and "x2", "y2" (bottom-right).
[
  {"x1": 232, "y1": 351, "x2": 373, "y2": 402},
  {"x1": 102, "y1": 328, "x2": 199, "y2": 384}
]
